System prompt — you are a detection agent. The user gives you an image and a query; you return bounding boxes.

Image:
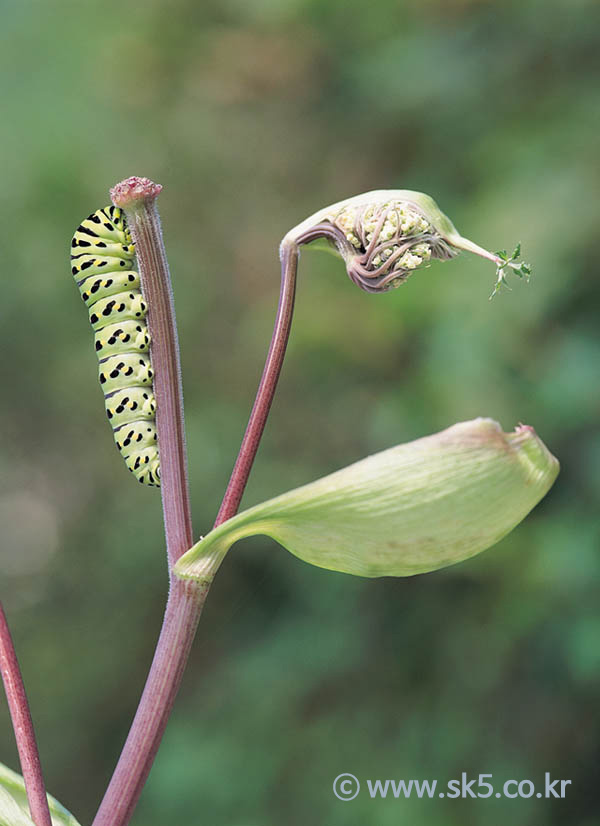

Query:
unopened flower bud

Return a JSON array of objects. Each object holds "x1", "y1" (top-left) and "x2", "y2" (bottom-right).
[
  {"x1": 110, "y1": 176, "x2": 163, "y2": 210},
  {"x1": 283, "y1": 190, "x2": 530, "y2": 296}
]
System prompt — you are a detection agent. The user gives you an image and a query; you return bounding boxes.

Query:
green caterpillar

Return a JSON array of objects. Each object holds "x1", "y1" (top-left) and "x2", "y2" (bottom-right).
[{"x1": 71, "y1": 206, "x2": 160, "y2": 486}]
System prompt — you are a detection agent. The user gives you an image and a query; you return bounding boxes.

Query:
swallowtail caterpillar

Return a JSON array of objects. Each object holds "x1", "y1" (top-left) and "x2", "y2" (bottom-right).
[{"x1": 71, "y1": 206, "x2": 160, "y2": 486}]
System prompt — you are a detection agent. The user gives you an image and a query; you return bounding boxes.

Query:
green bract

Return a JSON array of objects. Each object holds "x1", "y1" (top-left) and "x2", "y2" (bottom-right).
[
  {"x1": 174, "y1": 418, "x2": 559, "y2": 583},
  {"x1": 0, "y1": 763, "x2": 80, "y2": 826}
]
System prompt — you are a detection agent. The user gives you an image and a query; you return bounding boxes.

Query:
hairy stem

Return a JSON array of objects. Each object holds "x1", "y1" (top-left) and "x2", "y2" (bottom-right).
[{"x1": 0, "y1": 603, "x2": 52, "y2": 826}]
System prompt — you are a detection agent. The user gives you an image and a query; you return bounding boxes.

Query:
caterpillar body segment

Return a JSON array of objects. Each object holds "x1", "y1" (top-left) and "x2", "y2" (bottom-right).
[
  {"x1": 87, "y1": 292, "x2": 147, "y2": 331},
  {"x1": 79, "y1": 271, "x2": 141, "y2": 306},
  {"x1": 71, "y1": 206, "x2": 160, "y2": 486},
  {"x1": 93, "y1": 320, "x2": 150, "y2": 358},
  {"x1": 105, "y1": 387, "x2": 157, "y2": 428}
]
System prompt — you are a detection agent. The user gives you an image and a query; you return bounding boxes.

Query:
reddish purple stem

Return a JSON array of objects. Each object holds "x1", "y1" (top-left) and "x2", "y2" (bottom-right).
[
  {"x1": 93, "y1": 181, "x2": 200, "y2": 826},
  {"x1": 122, "y1": 189, "x2": 194, "y2": 566},
  {"x1": 215, "y1": 240, "x2": 298, "y2": 525},
  {"x1": 91, "y1": 578, "x2": 208, "y2": 826},
  {"x1": 93, "y1": 181, "x2": 301, "y2": 826},
  {"x1": 0, "y1": 603, "x2": 52, "y2": 826}
]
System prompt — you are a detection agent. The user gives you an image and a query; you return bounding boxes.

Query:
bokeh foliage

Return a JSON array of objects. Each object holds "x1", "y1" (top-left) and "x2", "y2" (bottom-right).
[{"x1": 0, "y1": 1, "x2": 598, "y2": 824}]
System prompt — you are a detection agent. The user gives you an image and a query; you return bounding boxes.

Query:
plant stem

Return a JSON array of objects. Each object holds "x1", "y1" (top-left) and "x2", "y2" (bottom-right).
[
  {"x1": 0, "y1": 603, "x2": 52, "y2": 826},
  {"x1": 92, "y1": 579, "x2": 208, "y2": 826},
  {"x1": 116, "y1": 182, "x2": 194, "y2": 566},
  {"x1": 93, "y1": 178, "x2": 200, "y2": 826},
  {"x1": 215, "y1": 239, "x2": 299, "y2": 525},
  {"x1": 215, "y1": 228, "x2": 345, "y2": 524},
  {"x1": 93, "y1": 192, "x2": 305, "y2": 826}
]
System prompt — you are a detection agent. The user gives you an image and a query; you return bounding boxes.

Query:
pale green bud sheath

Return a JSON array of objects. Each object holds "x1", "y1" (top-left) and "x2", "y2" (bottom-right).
[
  {"x1": 174, "y1": 419, "x2": 559, "y2": 583},
  {"x1": 283, "y1": 190, "x2": 531, "y2": 297}
]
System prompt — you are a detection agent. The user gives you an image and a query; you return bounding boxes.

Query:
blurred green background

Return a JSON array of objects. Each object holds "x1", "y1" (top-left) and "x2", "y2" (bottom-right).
[{"x1": 0, "y1": 0, "x2": 598, "y2": 824}]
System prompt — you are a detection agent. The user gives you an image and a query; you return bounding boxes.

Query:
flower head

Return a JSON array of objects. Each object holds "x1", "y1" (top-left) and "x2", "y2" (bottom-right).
[{"x1": 284, "y1": 190, "x2": 530, "y2": 296}]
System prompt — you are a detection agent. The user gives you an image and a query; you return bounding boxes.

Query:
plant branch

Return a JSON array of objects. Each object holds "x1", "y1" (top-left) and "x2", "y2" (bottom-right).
[
  {"x1": 92, "y1": 178, "x2": 200, "y2": 826},
  {"x1": 92, "y1": 206, "x2": 313, "y2": 826},
  {"x1": 113, "y1": 180, "x2": 194, "y2": 565},
  {"x1": 0, "y1": 602, "x2": 52, "y2": 826},
  {"x1": 91, "y1": 579, "x2": 208, "y2": 826},
  {"x1": 215, "y1": 239, "x2": 299, "y2": 526}
]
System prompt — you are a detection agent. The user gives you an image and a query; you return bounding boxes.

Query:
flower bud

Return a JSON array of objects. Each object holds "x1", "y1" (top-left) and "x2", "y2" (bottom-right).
[
  {"x1": 110, "y1": 176, "x2": 163, "y2": 210},
  {"x1": 174, "y1": 418, "x2": 558, "y2": 583},
  {"x1": 283, "y1": 190, "x2": 530, "y2": 296}
]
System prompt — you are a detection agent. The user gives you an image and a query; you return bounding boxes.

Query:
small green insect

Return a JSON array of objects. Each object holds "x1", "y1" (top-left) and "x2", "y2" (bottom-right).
[{"x1": 71, "y1": 206, "x2": 160, "y2": 486}]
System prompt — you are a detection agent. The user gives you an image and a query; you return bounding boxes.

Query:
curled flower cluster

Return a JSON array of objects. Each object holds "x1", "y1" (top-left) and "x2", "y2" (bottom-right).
[
  {"x1": 284, "y1": 189, "x2": 531, "y2": 298},
  {"x1": 323, "y1": 199, "x2": 457, "y2": 293}
]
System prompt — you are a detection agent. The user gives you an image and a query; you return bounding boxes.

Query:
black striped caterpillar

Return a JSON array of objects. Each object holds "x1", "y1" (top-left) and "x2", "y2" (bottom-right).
[{"x1": 71, "y1": 206, "x2": 160, "y2": 486}]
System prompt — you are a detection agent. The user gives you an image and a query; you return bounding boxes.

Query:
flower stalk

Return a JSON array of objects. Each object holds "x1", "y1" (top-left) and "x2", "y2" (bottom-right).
[
  {"x1": 91, "y1": 581, "x2": 208, "y2": 826},
  {"x1": 110, "y1": 177, "x2": 193, "y2": 565},
  {"x1": 0, "y1": 603, "x2": 52, "y2": 826},
  {"x1": 92, "y1": 178, "x2": 205, "y2": 826},
  {"x1": 215, "y1": 240, "x2": 299, "y2": 525},
  {"x1": 92, "y1": 196, "x2": 329, "y2": 825}
]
